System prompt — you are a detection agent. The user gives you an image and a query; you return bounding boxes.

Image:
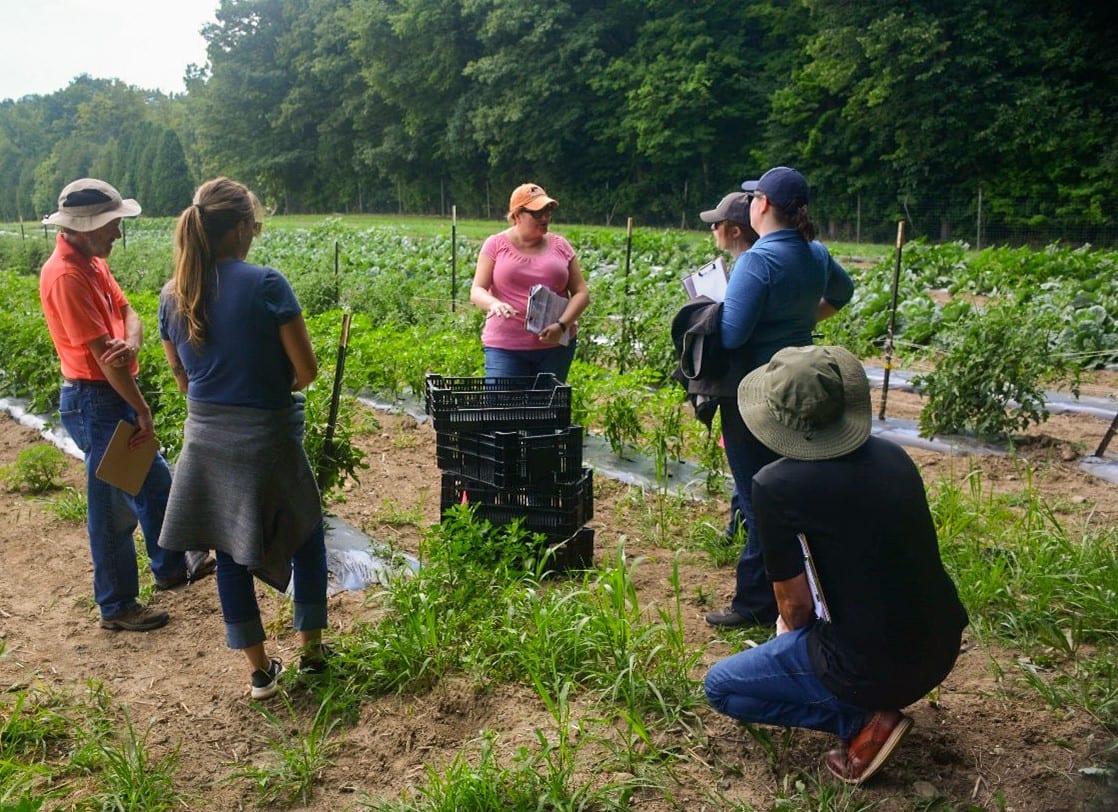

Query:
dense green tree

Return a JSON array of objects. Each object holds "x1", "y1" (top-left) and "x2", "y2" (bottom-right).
[
  {"x1": 590, "y1": 0, "x2": 788, "y2": 225},
  {"x1": 275, "y1": 0, "x2": 369, "y2": 212},
  {"x1": 194, "y1": 0, "x2": 306, "y2": 208},
  {"x1": 148, "y1": 129, "x2": 195, "y2": 216},
  {"x1": 346, "y1": 0, "x2": 486, "y2": 214},
  {"x1": 0, "y1": 0, "x2": 1114, "y2": 239},
  {"x1": 768, "y1": 0, "x2": 1117, "y2": 242},
  {"x1": 0, "y1": 99, "x2": 50, "y2": 221}
]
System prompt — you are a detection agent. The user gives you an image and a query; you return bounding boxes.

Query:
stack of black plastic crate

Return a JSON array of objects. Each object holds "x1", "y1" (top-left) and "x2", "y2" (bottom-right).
[{"x1": 424, "y1": 373, "x2": 594, "y2": 570}]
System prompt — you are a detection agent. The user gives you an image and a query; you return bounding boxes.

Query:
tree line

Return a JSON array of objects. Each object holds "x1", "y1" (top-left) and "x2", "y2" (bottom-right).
[{"x1": 1, "y1": 0, "x2": 1115, "y2": 244}]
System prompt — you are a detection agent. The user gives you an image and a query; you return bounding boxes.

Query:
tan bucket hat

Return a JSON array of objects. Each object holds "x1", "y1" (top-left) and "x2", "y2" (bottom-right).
[{"x1": 43, "y1": 178, "x2": 141, "y2": 232}]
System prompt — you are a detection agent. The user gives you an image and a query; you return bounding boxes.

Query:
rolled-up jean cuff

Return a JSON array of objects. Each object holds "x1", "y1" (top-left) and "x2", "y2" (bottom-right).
[
  {"x1": 225, "y1": 616, "x2": 266, "y2": 650},
  {"x1": 294, "y1": 602, "x2": 327, "y2": 633}
]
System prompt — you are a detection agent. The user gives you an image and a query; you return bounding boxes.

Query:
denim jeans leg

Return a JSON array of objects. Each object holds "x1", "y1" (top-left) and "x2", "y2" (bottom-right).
[
  {"x1": 216, "y1": 550, "x2": 266, "y2": 649},
  {"x1": 483, "y1": 347, "x2": 530, "y2": 378},
  {"x1": 704, "y1": 625, "x2": 871, "y2": 739},
  {"x1": 130, "y1": 453, "x2": 186, "y2": 581},
  {"x1": 59, "y1": 383, "x2": 142, "y2": 618},
  {"x1": 719, "y1": 397, "x2": 779, "y2": 624},
  {"x1": 483, "y1": 340, "x2": 576, "y2": 383},
  {"x1": 533, "y1": 337, "x2": 576, "y2": 382},
  {"x1": 291, "y1": 520, "x2": 328, "y2": 633},
  {"x1": 724, "y1": 488, "x2": 746, "y2": 544}
]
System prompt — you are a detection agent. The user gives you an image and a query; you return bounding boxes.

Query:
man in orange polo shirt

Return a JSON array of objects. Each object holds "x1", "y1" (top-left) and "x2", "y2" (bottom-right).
[{"x1": 39, "y1": 178, "x2": 213, "y2": 632}]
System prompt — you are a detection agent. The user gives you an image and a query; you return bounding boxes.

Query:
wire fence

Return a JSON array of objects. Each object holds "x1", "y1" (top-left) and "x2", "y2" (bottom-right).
[{"x1": 811, "y1": 190, "x2": 1117, "y2": 249}]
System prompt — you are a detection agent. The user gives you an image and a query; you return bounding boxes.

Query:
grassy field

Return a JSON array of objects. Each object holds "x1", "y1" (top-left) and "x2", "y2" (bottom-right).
[
  {"x1": 2, "y1": 212, "x2": 893, "y2": 258},
  {"x1": 0, "y1": 215, "x2": 1115, "y2": 809}
]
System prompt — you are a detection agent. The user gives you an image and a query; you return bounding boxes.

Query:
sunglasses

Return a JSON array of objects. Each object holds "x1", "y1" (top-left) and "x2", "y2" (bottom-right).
[{"x1": 522, "y1": 206, "x2": 554, "y2": 221}]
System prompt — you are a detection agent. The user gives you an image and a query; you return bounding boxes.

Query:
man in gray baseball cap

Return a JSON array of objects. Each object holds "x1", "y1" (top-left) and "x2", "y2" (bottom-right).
[{"x1": 39, "y1": 178, "x2": 213, "y2": 633}]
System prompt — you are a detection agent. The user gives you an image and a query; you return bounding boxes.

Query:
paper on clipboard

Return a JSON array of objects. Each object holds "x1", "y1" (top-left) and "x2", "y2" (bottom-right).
[
  {"x1": 682, "y1": 257, "x2": 728, "y2": 302},
  {"x1": 94, "y1": 420, "x2": 158, "y2": 496},
  {"x1": 524, "y1": 284, "x2": 571, "y2": 346},
  {"x1": 797, "y1": 533, "x2": 831, "y2": 622}
]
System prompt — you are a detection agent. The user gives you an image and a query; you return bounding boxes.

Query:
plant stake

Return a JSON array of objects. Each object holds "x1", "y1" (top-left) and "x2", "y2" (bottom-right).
[
  {"x1": 878, "y1": 220, "x2": 905, "y2": 421},
  {"x1": 620, "y1": 216, "x2": 633, "y2": 373},
  {"x1": 1094, "y1": 411, "x2": 1118, "y2": 458},
  {"x1": 451, "y1": 205, "x2": 457, "y2": 312},
  {"x1": 318, "y1": 310, "x2": 352, "y2": 492}
]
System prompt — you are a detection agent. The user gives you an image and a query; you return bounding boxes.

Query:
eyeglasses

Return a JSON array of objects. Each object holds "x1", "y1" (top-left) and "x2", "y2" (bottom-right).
[
  {"x1": 522, "y1": 207, "x2": 554, "y2": 221},
  {"x1": 710, "y1": 220, "x2": 725, "y2": 231}
]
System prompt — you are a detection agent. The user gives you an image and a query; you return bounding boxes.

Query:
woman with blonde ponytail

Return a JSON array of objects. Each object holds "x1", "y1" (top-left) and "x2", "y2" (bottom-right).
[{"x1": 157, "y1": 177, "x2": 329, "y2": 700}]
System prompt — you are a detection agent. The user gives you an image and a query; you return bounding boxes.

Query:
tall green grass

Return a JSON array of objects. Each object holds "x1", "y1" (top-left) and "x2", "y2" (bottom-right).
[
  {"x1": 932, "y1": 466, "x2": 1118, "y2": 728},
  {"x1": 2, "y1": 476, "x2": 1116, "y2": 807}
]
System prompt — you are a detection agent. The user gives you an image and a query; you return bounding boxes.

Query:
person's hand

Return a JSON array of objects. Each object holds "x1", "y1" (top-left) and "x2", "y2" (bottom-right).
[
  {"x1": 775, "y1": 614, "x2": 791, "y2": 636},
  {"x1": 487, "y1": 301, "x2": 517, "y2": 319},
  {"x1": 130, "y1": 409, "x2": 156, "y2": 449},
  {"x1": 537, "y1": 322, "x2": 565, "y2": 345},
  {"x1": 100, "y1": 338, "x2": 138, "y2": 368}
]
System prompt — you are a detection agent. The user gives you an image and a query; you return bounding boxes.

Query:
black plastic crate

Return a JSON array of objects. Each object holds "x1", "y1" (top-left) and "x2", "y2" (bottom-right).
[
  {"x1": 538, "y1": 527, "x2": 595, "y2": 571},
  {"x1": 435, "y1": 426, "x2": 583, "y2": 488},
  {"x1": 440, "y1": 468, "x2": 594, "y2": 536},
  {"x1": 425, "y1": 373, "x2": 571, "y2": 431}
]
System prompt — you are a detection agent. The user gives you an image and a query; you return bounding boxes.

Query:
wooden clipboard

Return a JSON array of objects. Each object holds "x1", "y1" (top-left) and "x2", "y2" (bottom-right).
[{"x1": 94, "y1": 420, "x2": 158, "y2": 496}]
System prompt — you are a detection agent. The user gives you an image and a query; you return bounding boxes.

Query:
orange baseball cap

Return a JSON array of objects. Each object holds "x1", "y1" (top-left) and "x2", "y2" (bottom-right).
[{"x1": 509, "y1": 183, "x2": 558, "y2": 213}]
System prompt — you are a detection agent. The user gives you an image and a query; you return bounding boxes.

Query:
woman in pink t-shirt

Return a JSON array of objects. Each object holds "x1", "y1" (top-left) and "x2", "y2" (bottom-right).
[{"x1": 469, "y1": 182, "x2": 590, "y2": 381}]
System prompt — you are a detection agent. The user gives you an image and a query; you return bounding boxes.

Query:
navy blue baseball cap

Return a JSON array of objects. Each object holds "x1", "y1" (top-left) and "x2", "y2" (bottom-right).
[{"x1": 741, "y1": 166, "x2": 809, "y2": 210}]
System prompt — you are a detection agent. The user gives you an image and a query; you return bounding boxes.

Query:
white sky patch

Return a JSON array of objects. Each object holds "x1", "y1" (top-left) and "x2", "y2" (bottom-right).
[{"x1": 0, "y1": 0, "x2": 219, "y2": 101}]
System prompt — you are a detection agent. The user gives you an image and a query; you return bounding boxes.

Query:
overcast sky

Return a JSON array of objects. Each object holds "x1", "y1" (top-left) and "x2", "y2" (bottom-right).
[{"x1": 0, "y1": 0, "x2": 219, "y2": 102}]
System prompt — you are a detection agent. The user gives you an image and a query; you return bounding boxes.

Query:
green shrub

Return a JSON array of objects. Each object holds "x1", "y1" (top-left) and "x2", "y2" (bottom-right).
[
  {"x1": 0, "y1": 233, "x2": 54, "y2": 276},
  {"x1": 1, "y1": 445, "x2": 67, "y2": 494},
  {"x1": 914, "y1": 302, "x2": 1078, "y2": 440}
]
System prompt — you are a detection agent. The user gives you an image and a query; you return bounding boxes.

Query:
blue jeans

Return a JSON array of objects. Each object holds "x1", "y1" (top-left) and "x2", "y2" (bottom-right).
[
  {"x1": 217, "y1": 520, "x2": 328, "y2": 649},
  {"x1": 704, "y1": 624, "x2": 871, "y2": 739},
  {"x1": 58, "y1": 380, "x2": 186, "y2": 619},
  {"x1": 483, "y1": 338, "x2": 577, "y2": 381},
  {"x1": 719, "y1": 397, "x2": 779, "y2": 624}
]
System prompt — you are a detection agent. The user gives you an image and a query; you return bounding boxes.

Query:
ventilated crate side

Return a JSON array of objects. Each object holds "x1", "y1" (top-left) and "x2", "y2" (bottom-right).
[
  {"x1": 435, "y1": 426, "x2": 583, "y2": 487},
  {"x1": 425, "y1": 373, "x2": 571, "y2": 431},
  {"x1": 539, "y1": 527, "x2": 595, "y2": 571},
  {"x1": 440, "y1": 468, "x2": 594, "y2": 536}
]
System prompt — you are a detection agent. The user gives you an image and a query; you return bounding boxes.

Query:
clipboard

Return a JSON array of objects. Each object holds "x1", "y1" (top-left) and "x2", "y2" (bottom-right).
[
  {"x1": 797, "y1": 533, "x2": 831, "y2": 622},
  {"x1": 682, "y1": 257, "x2": 728, "y2": 302},
  {"x1": 95, "y1": 420, "x2": 158, "y2": 496},
  {"x1": 524, "y1": 284, "x2": 571, "y2": 346}
]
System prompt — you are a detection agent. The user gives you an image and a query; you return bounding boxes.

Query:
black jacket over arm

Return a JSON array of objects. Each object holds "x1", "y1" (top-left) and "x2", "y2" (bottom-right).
[{"x1": 671, "y1": 297, "x2": 749, "y2": 428}]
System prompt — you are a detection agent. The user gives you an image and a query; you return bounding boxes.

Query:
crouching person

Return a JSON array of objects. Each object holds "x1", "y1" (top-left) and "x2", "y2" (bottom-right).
[{"x1": 704, "y1": 345, "x2": 968, "y2": 784}]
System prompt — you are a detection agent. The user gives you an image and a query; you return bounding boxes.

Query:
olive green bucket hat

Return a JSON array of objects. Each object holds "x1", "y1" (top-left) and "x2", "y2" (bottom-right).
[{"x1": 737, "y1": 345, "x2": 871, "y2": 461}]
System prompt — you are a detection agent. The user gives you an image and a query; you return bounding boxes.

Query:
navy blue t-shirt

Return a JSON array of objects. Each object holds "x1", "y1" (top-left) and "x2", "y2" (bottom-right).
[{"x1": 159, "y1": 259, "x2": 301, "y2": 409}]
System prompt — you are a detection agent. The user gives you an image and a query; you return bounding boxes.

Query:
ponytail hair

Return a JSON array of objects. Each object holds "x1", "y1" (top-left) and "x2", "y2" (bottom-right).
[
  {"x1": 170, "y1": 177, "x2": 261, "y2": 348},
  {"x1": 770, "y1": 200, "x2": 817, "y2": 243},
  {"x1": 789, "y1": 203, "x2": 817, "y2": 242}
]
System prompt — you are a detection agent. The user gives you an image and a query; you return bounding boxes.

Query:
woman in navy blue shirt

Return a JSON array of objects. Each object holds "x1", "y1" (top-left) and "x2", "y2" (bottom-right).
[
  {"x1": 158, "y1": 177, "x2": 328, "y2": 700},
  {"x1": 705, "y1": 167, "x2": 854, "y2": 629}
]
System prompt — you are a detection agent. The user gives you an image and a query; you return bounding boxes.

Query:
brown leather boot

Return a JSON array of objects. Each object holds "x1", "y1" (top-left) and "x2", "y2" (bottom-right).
[{"x1": 824, "y1": 710, "x2": 913, "y2": 785}]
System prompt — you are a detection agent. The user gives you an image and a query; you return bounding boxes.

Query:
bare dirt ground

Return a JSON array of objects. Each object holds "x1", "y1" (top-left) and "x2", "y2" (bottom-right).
[{"x1": 1, "y1": 376, "x2": 1116, "y2": 811}]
